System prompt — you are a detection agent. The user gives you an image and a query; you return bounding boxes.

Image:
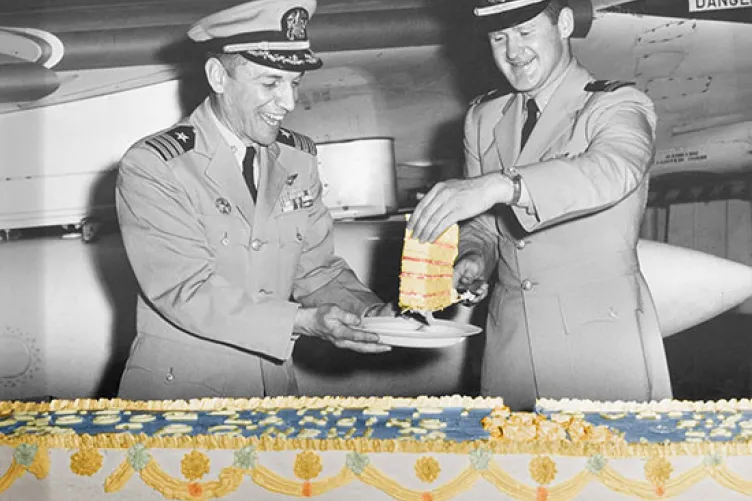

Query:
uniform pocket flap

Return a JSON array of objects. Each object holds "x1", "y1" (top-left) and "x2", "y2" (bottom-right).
[{"x1": 277, "y1": 212, "x2": 309, "y2": 245}]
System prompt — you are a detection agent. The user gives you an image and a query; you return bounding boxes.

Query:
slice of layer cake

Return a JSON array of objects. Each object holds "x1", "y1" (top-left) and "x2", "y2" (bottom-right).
[{"x1": 399, "y1": 222, "x2": 459, "y2": 312}]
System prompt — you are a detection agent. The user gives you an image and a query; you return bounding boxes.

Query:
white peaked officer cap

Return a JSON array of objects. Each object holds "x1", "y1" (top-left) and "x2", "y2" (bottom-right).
[
  {"x1": 188, "y1": 0, "x2": 323, "y2": 71},
  {"x1": 474, "y1": 0, "x2": 553, "y2": 32}
]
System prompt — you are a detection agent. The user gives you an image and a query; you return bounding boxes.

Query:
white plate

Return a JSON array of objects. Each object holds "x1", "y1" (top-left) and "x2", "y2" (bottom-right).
[{"x1": 357, "y1": 317, "x2": 482, "y2": 348}]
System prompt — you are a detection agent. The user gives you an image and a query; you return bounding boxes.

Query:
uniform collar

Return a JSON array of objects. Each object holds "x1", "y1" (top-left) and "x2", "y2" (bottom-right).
[
  {"x1": 525, "y1": 57, "x2": 575, "y2": 113},
  {"x1": 207, "y1": 101, "x2": 252, "y2": 168}
]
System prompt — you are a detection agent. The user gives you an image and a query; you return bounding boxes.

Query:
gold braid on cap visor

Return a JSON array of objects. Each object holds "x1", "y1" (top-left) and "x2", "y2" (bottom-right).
[{"x1": 241, "y1": 49, "x2": 321, "y2": 68}]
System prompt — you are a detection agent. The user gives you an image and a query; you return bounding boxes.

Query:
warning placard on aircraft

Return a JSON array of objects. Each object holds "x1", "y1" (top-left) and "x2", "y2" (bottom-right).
[{"x1": 689, "y1": 0, "x2": 752, "y2": 12}]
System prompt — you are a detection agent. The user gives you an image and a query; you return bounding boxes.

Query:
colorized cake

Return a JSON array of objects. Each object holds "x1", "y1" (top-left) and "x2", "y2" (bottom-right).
[
  {"x1": 399, "y1": 222, "x2": 460, "y2": 312},
  {"x1": 2, "y1": 396, "x2": 752, "y2": 500}
]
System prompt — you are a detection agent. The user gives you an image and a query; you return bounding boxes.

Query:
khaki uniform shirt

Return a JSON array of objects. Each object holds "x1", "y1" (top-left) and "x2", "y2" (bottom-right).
[
  {"x1": 461, "y1": 62, "x2": 673, "y2": 410},
  {"x1": 116, "y1": 99, "x2": 380, "y2": 400}
]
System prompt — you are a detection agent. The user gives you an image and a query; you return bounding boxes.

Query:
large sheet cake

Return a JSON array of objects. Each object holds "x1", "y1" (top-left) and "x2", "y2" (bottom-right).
[{"x1": 3, "y1": 396, "x2": 752, "y2": 500}]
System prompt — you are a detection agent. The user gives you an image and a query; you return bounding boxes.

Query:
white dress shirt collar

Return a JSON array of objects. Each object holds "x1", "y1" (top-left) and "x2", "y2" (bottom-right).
[
  {"x1": 526, "y1": 57, "x2": 575, "y2": 113},
  {"x1": 207, "y1": 104, "x2": 251, "y2": 169}
]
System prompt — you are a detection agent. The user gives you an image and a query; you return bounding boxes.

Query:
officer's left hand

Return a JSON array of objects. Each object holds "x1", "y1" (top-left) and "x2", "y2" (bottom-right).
[
  {"x1": 295, "y1": 305, "x2": 392, "y2": 354},
  {"x1": 453, "y1": 253, "x2": 487, "y2": 299},
  {"x1": 408, "y1": 173, "x2": 513, "y2": 243}
]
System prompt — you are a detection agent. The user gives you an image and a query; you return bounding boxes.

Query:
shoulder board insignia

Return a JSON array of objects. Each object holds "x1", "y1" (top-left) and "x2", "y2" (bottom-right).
[
  {"x1": 470, "y1": 88, "x2": 508, "y2": 106},
  {"x1": 584, "y1": 80, "x2": 635, "y2": 92},
  {"x1": 276, "y1": 128, "x2": 317, "y2": 155},
  {"x1": 143, "y1": 125, "x2": 195, "y2": 162}
]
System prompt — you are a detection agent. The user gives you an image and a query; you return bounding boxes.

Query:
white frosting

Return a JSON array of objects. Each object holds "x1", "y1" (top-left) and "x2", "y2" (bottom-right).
[{"x1": 537, "y1": 398, "x2": 752, "y2": 413}]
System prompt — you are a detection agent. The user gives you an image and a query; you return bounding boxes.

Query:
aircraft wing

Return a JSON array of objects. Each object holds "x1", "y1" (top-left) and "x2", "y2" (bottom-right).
[{"x1": 590, "y1": 0, "x2": 637, "y2": 9}]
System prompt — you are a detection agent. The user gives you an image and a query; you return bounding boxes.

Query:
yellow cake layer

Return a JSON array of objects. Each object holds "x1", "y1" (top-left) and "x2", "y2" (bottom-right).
[
  {"x1": 401, "y1": 240, "x2": 458, "y2": 264},
  {"x1": 399, "y1": 291, "x2": 455, "y2": 311},
  {"x1": 400, "y1": 259, "x2": 454, "y2": 276},
  {"x1": 399, "y1": 223, "x2": 459, "y2": 312},
  {"x1": 400, "y1": 275, "x2": 453, "y2": 294},
  {"x1": 403, "y1": 222, "x2": 458, "y2": 244}
]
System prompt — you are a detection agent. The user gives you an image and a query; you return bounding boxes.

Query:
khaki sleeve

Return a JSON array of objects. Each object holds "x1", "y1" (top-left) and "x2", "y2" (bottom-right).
[
  {"x1": 458, "y1": 103, "x2": 501, "y2": 274},
  {"x1": 513, "y1": 87, "x2": 657, "y2": 232},
  {"x1": 290, "y1": 157, "x2": 382, "y2": 315}
]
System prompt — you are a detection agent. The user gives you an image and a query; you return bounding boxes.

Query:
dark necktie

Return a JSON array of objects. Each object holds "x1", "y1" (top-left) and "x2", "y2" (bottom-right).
[
  {"x1": 521, "y1": 98, "x2": 539, "y2": 150},
  {"x1": 242, "y1": 146, "x2": 257, "y2": 203}
]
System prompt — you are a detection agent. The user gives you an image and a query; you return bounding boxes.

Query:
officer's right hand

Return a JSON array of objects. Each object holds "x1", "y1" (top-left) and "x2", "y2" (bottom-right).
[
  {"x1": 294, "y1": 305, "x2": 392, "y2": 354},
  {"x1": 454, "y1": 253, "x2": 489, "y2": 305}
]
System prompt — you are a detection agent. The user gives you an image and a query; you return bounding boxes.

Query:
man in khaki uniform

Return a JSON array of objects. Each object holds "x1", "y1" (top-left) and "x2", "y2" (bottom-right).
[
  {"x1": 408, "y1": 0, "x2": 672, "y2": 410},
  {"x1": 116, "y1": 0, "x2": 391, "y2": 400}
]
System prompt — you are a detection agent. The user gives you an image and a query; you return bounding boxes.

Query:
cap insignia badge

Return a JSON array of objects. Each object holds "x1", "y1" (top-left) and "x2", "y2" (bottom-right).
[
  {"x1": 215, "y1": 197, "x2": 232, "y2": 215},
  {"x1": 283, "y1": 8, "x2": 309, "y2": 41}
]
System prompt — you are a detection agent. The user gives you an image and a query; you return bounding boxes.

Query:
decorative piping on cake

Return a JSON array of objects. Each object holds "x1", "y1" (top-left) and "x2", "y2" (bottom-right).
[
  {"x1": 3, "y1": 434, "x2": 752, "y2": 457},
  {"x1": 96, "y1": 454, "x2": 752, "y2": 500},
  {"x1": 0, "y1": 395, "x2": 505, "y2": 414},
  {"x1": 4, "y1": 443, "x2": 752, "y2": 500},
  {"x1": 537, "y1": 398, "x2": 752, "y2": 413}
]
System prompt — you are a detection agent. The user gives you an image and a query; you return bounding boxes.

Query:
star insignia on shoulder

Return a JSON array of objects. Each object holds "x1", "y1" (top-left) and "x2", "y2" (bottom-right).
[
  {"x1": 143, "y1": 125, "x2": 195, "y2": 162},
  {"x1": 276, "y1": 128, "x2": 316, "y2": 156}
]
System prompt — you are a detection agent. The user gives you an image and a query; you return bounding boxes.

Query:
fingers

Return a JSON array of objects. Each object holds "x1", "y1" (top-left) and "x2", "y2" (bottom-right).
[
  {"x1": 333, "y1": 308, "x2": 362, "y2": 326},
  {"x1": 459, "y1": 283, "x2": 489, "y2": 305},
  {"x1": 411, "y1": 199, "x2": 457, "y2": 243},
  {"x1": 453, "y1": 255, "x2": 488, "y2": 305},
  {"x1": 330, "y1": 314, "x2": 382, "y2": 344},
  {"x1": 334, "y1": 339, "x2": 392, "y2": 354},
  {"x1": 341, "y1": 326, "x2": 381, "y2": 344},
  {"x1": 409, "y1": 182, "x2": 462, "y2": 240},
  {"x1": 302, "y1": 306, "x2": 391, "y2": 354},
  {"x1": 453, "y1": 255, "x2": 484, "y2": 287},
  {"x1": 332, "y1": 324, "x2": 391, "y2": 353},
  {"x1": 456, "y1": 271, "x2": 484, "y2": 291},
  {"x1": 322, "y1": 305, "x2": 363, "y2": 330},
  {"x1": 408, "y1": 185, "x2": 440, "y2": 231},
  {"x1": 422, "y1": 211, "x2": 457, "y2": 244}
]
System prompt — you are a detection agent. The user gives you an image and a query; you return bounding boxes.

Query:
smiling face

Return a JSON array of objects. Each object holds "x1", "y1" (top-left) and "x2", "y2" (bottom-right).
[
  {"x1": 206, "y1": 55, "x2": 303, "y2": 146},
  {"x1": 488, "y1": 7, "x2": 573, "y2": 98}
]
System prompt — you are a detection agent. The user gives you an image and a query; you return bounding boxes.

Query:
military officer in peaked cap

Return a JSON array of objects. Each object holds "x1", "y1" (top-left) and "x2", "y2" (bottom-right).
[
  {"x1": 115, "y1": 0, "x2": 393, "y2": 401},
  {"x1": 407, "y1": 0, "x2": 673, "y2": 409}
]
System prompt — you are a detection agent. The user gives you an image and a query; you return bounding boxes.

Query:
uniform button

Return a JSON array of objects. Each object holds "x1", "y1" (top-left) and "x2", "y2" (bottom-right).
[
  {"x1": 521, "y1": 279, "x2": 533, "y2": 291},
  {"x1": 164, "y1": 369, "x2": 175, "y2": 383},
  {"x1": 515, "y1": 239, "x2": 527, "y2": 250},
  {"x1": 295, "y1": 229, "x2": 303, "y2": 242},
  {"x1": 221, "y1": 233, "x2": 229, "y2": 246},
  {"x1": 251, "y1": 239, "x2": 263, "y2": 251}
]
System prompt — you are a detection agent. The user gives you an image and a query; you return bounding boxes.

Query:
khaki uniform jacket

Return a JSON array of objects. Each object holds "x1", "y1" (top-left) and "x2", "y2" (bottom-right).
[
  {"x1": 461, "y1": 62, "x2": 673, "y2": 410},
  {"x1": 116, "y1": 99, "x2": 380, "y2": 400}
]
